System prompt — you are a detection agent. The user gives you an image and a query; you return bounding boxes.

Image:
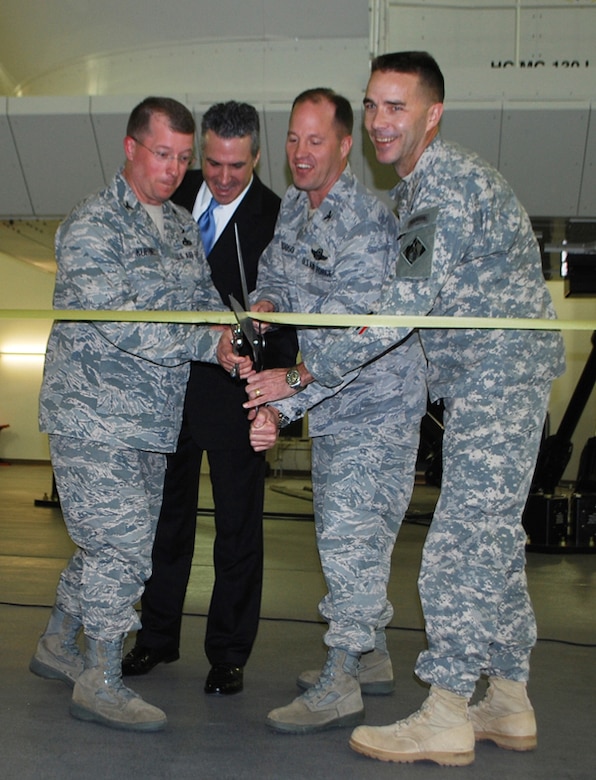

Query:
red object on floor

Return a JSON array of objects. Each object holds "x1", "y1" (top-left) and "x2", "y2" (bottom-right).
[{"x1": 0, "y1": 424, "x2": 10, "y2": 465}]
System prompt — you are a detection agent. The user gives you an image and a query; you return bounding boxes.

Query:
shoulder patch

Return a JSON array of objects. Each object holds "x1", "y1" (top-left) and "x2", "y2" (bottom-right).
[{"x1": 397, "y1": 206, "x2": 438, "y2": 279}]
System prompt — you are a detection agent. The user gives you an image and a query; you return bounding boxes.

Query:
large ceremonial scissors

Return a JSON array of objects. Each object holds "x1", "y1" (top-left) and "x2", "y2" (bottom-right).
[{"x1": 228, "y1": 223, "x2": 264, "y2": 376}]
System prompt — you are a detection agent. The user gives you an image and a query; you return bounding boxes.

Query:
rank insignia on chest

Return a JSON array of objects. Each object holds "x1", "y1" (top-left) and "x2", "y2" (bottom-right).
[{"x1": 311, "y1": 247, "x2": 328, "y2": 262}]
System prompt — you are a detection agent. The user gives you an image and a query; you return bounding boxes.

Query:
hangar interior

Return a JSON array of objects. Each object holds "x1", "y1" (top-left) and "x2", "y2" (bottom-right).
[{"x1": 0, "y1": 3, "x2": 595, "y2": 778}]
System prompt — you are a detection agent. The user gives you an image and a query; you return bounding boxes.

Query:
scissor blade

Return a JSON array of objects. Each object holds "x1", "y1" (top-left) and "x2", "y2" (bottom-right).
[
  {"x1": 234, "y1": 223, "x2": 251, "y2": 311},
  {"x1": 229, "y1": 293, "x2": 263, "y2": 369}
]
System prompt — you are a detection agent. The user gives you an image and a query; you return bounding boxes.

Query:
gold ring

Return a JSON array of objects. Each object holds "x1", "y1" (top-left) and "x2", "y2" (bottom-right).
[{"x1": 254, "y1": 389, "x2": 262, "y2": 398}]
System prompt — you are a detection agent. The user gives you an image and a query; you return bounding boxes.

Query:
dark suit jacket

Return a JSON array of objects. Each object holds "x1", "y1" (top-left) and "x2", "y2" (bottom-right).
[{"x1": 171, "y1": 170, "x2": 298, "y2": 449}]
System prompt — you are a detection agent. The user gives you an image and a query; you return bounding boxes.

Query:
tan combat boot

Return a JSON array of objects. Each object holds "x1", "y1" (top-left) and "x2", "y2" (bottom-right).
[
  {"x1": 70, "y1": 635, "x2": 167, "y2": 732},
  {"x1": 297, "y1": 648, "x2": 394, "y2": 695},
  {"x1": 29, "y1": 605, "x2": 84, "y2": 687},
  {"x1": 266, "y1": 648, "x2": 364, "y2": 734},
  {"x1": 469, "y1": 677, "x2": 537, "y2": 750},
  {"x1": 349, "y1": 686, "x2": 475, "y2": 766}
]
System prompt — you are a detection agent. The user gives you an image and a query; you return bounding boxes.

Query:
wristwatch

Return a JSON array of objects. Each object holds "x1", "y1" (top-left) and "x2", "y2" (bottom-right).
[{"x1": 285, "y1": 367, "x2": 303, "y2": 390}]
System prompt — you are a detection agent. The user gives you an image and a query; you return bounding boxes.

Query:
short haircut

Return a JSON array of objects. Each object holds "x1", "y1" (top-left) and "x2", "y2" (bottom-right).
[
  {"x1": 200, "y1": 101, "x2": 261, "y2": 158},
  {"x1": 291, "y1": 88, "x2": 354, "y2": 137},
  {"x1": 126, "y1": 96, "x2": 196, "y2": 139},
  {"x1": 371, "y1": 51, "x2": 445, "y2": 103}
]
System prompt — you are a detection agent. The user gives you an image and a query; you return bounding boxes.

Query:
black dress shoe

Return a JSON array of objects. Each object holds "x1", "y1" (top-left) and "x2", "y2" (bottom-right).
[
  {"x1": 204, "y1": 664, "x2": 244, "y2": 695},
  {"x1": 122, "y1": 645, "x2": 180, "y2": 676}
]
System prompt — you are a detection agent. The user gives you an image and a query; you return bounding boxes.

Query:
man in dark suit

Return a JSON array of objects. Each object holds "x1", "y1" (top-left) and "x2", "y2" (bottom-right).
[{"x1": 122, "y1": 101, "x2": 297, "y2": 695}]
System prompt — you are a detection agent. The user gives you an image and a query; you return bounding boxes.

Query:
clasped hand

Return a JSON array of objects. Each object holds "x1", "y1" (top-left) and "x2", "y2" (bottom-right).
[
  {"x1": 216, "y1": 327, "x2": 253, "y2": 379},
  {"x1": 243, "y1": 368, "x2": 299, "y2": 409},
  {"x1": 215, "y1": 326, "x2": 279, "y2": 452}
]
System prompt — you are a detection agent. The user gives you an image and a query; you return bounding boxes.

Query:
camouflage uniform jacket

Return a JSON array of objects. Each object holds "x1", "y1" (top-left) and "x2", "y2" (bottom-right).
[
  {"x1": 254, "y1": 164, "x2": 425, "y2": 436},
  {"x1": 303, "y1": 137, "x2": 566, "y2": 398},
  {"x1": 39, "y1": 169, "x2": 222, "y2": 452}
]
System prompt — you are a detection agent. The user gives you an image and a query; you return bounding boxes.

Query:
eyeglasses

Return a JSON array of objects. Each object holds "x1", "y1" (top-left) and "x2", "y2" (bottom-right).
[{"x1": 131, "y1": 136, "x2": 195, "y2": 167}]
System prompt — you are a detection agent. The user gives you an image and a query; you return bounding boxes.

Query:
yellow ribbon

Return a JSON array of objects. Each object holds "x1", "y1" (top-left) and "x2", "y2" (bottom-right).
[{"x1": 0, "y1": 309, "x2": 595, "y2": 331}]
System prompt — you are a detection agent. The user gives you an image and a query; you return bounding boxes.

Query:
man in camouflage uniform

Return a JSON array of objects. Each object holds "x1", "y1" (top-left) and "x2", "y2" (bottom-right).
[
  {"x1": 246, "y1": 88, "x2": 427, "y2": 734},
  {"x1": 30, "y1": 97, "x2": 251, "y2": 732},
  {"x1": 273, "y1": 54, "x2": 565, "y2": 765}
]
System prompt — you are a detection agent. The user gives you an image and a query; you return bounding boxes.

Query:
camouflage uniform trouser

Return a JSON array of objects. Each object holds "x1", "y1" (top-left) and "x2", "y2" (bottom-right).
[
  {"x1": 49, "y1": 434, "x2": 165, "y2": 641},
  {"x1": 312, "y1": 422, "x2": 420, "y2": 653},
  {"x1": 415, "y1": 378, "x2": 552, "y2": 697}
]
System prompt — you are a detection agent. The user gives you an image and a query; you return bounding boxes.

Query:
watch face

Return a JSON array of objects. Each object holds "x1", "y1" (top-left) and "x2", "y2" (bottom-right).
[{"x1": 286, "y1": 368, "x2": 301, "y2": 387}]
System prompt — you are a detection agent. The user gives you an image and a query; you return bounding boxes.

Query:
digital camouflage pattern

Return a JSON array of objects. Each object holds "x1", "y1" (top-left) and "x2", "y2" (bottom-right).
[
  {"x1": 50, "y1": 436, "x2": 164, "y2": 640},
  {"x1": 415, "y1": 381, "x2": 550, "y2": 695},
  {"x1": 304, "y1": 138, "x2": 565, "y2": 392},
  {"x1": 39, "y1": 169, "x2": 223, "y2": 452},
  {"x1": 297, "y1": 138, "x2": 566, "y2": 694},
  {"x1": 256, "y1": 164, "x2": 426, "y2": 437},
  {"x1": 255, "y1": 165, "x2": 427, "y2": 650},
  {"x1": 40, "y1": 169, "x2": 223, "y2": 639},
  {"x1": 312, "y1": 420, "x2": 421, "y2": 651}
]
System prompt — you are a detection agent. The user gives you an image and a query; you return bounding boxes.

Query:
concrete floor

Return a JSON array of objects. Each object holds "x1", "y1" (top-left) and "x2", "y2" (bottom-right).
[{"x1": 1, "y1": 462, "x2": 595, "y2": 779}]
